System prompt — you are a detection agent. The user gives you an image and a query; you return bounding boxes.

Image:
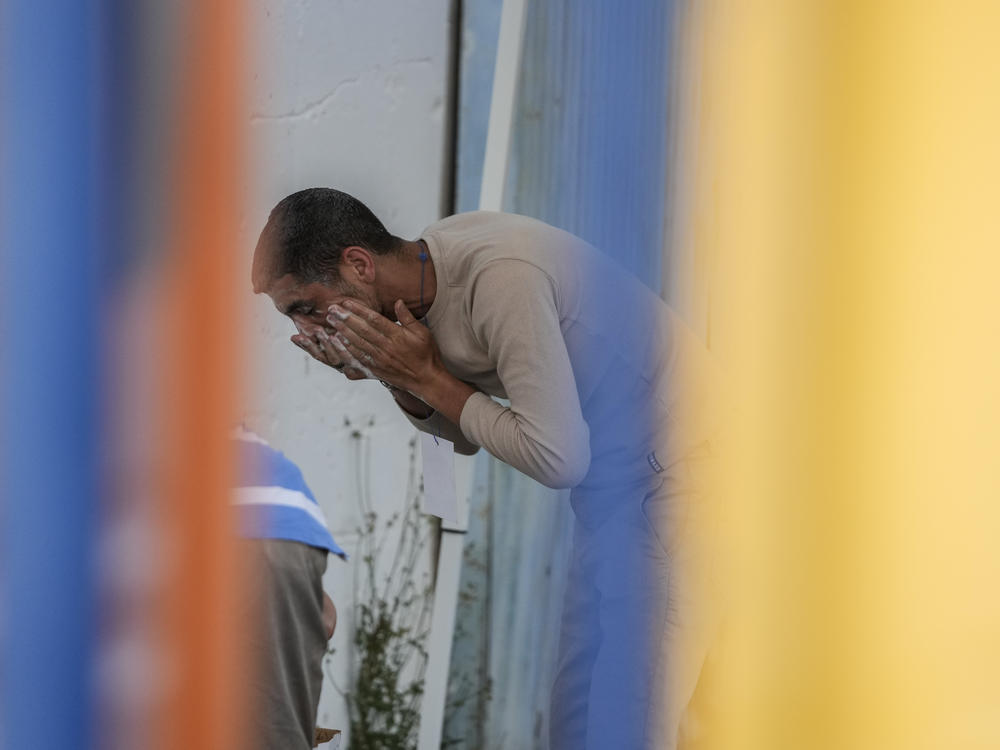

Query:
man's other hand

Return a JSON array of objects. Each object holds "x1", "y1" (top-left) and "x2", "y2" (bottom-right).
[
  {"x1": 322, "y1": 592, "x2": 337, "y2": 640},
  {"x1": 290, "y1": 321, "x2": 376, "y2": 381}
]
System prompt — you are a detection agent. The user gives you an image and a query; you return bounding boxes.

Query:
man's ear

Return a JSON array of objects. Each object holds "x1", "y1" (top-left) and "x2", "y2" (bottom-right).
[{"x1": 341, "y1": 246, "x2": 376, "y2": 283}]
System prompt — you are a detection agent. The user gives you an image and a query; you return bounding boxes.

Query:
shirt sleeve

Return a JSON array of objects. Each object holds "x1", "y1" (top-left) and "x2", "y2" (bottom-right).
[
  {"x1": 397, "y1": 402, "x2": 481, "y2": 456},
  {"x1": 457, "y1": 260, "x2": 591, "y2": 489}
]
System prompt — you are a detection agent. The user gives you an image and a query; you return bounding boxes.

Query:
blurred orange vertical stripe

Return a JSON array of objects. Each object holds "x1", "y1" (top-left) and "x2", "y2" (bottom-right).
[{"x1": 155, "y1": 2, "x2": 247, "y2": 749}]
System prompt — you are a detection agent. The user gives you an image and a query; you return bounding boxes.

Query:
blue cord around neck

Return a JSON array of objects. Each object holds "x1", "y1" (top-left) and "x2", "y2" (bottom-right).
[{"x1": 418, "y1": 241, "x2": 428, "y2": 310}]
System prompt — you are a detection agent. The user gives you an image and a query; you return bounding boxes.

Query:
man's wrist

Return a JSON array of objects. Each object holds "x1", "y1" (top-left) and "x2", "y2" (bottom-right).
[{"x1": 420, "y1": 368, "x2": 477, "y2": 426}]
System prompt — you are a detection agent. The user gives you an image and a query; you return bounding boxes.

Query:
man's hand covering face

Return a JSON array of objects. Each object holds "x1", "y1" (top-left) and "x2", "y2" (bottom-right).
[
  {"x1": 290, "y1": 314, "x2": 376, "y2": 380},
  {"x1": 325, "y1": 299, "x2": 443, "y2": 395}
]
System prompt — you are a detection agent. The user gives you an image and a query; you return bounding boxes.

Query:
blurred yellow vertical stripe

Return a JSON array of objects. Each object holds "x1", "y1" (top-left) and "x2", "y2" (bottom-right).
[{"x1": 671, "y1": 2, "x2": 1000, "y2": 748}]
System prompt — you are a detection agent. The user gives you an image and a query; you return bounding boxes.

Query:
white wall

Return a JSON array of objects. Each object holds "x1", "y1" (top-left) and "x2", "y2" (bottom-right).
[{"x1": 243, "y1": 0, "x2": 452, "y2": 736}]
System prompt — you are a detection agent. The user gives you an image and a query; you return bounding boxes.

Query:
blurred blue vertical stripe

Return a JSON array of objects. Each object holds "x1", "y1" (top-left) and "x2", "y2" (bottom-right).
[
  {"x1": 446, "y1": 1, "x2": 676, "y2": 746},
  {"x1": 510, "y1": 0, "x2": 672, "y2": 286},
  {"x1": 1, "y1": 3, "x2": 106, "y2": 748}
]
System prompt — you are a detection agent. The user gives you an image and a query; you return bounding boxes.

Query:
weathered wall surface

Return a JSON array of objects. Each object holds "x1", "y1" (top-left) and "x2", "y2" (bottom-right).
[{"x1": 244, "y1": 0, "x2": 452, "y2": 735}]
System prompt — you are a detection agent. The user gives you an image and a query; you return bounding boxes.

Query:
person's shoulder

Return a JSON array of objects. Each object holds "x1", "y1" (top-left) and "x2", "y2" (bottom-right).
[
  {"x1": 421, "y1": 210, "x2": 487, "y2": 232},
  {"x1": 425, "y1": 212, "x2": 591, "y2": 293},
  {"x1": 425, "y1": 210, "x2": 578, "y2": 235}
]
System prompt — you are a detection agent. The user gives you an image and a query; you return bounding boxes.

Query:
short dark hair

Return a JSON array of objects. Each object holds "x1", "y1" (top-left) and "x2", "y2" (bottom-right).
[{"x1": 252, "y1": 188, "x2": 401, "y2": 288}]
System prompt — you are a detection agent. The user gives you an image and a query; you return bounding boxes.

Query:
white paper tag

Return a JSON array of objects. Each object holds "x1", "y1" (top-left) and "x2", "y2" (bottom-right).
[{"x1": 419, "y1": 432, "x2": 459, "y2": 523}]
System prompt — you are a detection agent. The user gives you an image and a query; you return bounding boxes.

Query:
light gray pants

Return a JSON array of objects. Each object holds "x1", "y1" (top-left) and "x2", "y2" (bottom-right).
[
  {"x1": 240, "y1": 539, "x2": 329, "y2": 750},
  {"x1": 551, "y1": 449, "x2": 718, "y2": 750}
]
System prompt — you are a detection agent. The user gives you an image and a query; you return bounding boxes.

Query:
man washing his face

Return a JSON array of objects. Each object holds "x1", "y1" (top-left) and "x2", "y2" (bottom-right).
[{"x1": 252, "y1": 188, "x2": 724, "y2": 750}]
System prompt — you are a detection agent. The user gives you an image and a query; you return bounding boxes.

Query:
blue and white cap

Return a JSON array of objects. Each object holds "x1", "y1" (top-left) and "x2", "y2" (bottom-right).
[{"x1": 231, "y1": 428, "x2": 346, "y2": 558}]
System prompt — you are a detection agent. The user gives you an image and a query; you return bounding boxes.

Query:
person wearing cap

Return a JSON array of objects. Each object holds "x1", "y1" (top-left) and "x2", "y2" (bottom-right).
[{"x1": 232, "y1": 427, "x2": 347, "y2": 750}]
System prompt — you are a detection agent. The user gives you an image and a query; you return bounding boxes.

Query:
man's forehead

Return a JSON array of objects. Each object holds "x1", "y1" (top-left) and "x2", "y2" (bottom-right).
[{"x1": 266, "y1": 273, "x2": 303, "y2": 300}]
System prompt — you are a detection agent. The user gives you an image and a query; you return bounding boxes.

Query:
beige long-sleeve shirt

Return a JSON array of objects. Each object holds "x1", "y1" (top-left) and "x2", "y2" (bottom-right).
[{"x1": 404, "y1": 211, "x2": 722, "y2": 491}]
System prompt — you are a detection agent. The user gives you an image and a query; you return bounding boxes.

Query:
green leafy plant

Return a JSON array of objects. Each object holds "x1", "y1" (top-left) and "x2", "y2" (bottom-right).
[
  {"x1": 329, "y1": 420, "x2": 434, "y2": 750},
  {"x1": 326, "y1": 418, "x2": 493, "y2": 749}
]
